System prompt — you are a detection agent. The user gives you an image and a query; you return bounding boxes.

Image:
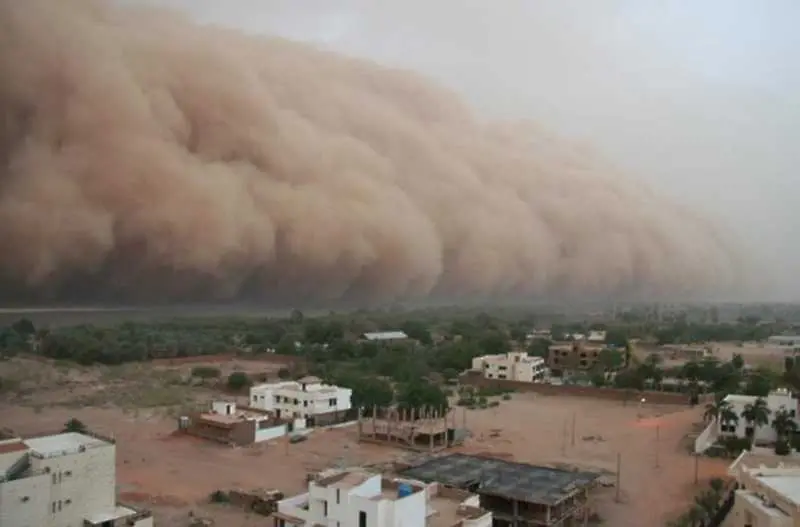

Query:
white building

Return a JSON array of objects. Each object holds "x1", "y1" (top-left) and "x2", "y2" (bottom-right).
[
  {"x1": 696, "y1": 389, "x2": 800, "y2": 452},
  {"x1": 725, "y1": 449, "x2": 800, "y2": 527},
  {"x1": 0, "y1": 432, "x2": 153, "y2": 527},
  {"x1": 471, "y1": 352, "x2": 546, "y2": 382},
  {"x1": 250, "y1": 376, "x2": 352, "y2": 426},
  {"x1": 587, "y1": 330, "x2": 607, "y2": 343},
  {"x1": 362, "y1": 331, "x2": 408, "y2": 342},
  {"x1": 767, "y1": 335, "x2": 800, "y2": 353},
  {"x1": 272, "y1": 468, "x2": 491, "y2": 527}
]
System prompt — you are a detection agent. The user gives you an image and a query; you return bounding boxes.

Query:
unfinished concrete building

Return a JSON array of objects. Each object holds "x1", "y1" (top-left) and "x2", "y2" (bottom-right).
[
  {"x1": 401, "y1": 454, "x2": 601, "y2": 527},
  {"x1": 357, "y1": 407, "x2": 468, "y2": 452}
]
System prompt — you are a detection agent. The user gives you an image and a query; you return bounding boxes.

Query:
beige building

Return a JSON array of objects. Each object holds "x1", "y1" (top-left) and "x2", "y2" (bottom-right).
[
  {"x1": 725, "y1": 449, "x2": 800, "y2": 527},
  {"x1": 471, "y1": 352, "x2": 546, "y2": 382},
  {"x1": 0, "y1": 432, "x2": 152, "y2": 527}
]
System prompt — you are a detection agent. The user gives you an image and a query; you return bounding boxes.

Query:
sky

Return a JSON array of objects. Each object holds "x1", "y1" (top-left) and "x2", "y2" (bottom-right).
[{"x1": 126, "y1": 0, "x2": 800, "y2": 300}]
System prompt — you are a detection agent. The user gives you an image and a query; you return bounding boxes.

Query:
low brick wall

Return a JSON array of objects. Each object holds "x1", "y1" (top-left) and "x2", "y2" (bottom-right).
[{"x1": 460, "y1": 371, "x2": 712, "y2": 406}]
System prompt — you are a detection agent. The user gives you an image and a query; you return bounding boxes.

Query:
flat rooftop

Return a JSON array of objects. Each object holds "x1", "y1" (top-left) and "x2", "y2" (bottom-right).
[
  {"x1": 758, "y1": 475, "x2": 800, "y2": 505},
  {"x1": 24, "y1": 433, "x2": 109, "y2": 458},
  {"x1": 401, "y1": 454, "x2": 600, "y2": 506}
]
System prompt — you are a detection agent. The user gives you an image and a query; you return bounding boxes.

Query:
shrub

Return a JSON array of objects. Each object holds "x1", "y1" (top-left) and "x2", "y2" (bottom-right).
[
  {"x1": 227, "y1": 371, "x2": 251, "y2": 391},
  {"x1": 209, "y1": 490, "x2": 229, "y2": 503},
  {"x1": 501, "y1": 393, "x2": 512, "y2": 401},
  {"x1": 62, "y1": 418, "x2": 88, "y2": 434},
  {"x1": 775, "y1": 439, "x2": 791, "y2": 456}
]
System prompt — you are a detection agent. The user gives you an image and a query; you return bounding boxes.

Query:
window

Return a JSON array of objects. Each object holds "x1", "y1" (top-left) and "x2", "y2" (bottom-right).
[
  {"x1": 65, "y1": 499, "x2": 71, "y2": 505},
  {"x1": 20, "y1": 496, "x2": 29, "y2": 503},
  {"x1": 322, "y1": 500, "x2": 328, "y2": 516},
  {"x1": 359, "y1": 511, "x2": 367, "y2": 527},
  {"x1": 52, "y1": 473, "x2": 57, "y2": 484},
  {"x1": 498, "y1": 365, "x2": 507, "y2": 371},
  {"x1": 304, "y1": 401, "x2": 308, "y2": 407},
  {"x1": 336, "y1": 488, "x2": 340, "y2": 504},
  {"x1": 52, "y1": 502, "x2": 56, "y2": 513},
  {"x1": 58, "y1": 500, "x2": 62, "y2": 511},
  {"x1": 579, "y1": 360, "x2": 588, "y2": 367},
  {"x1": 64, "y1": 471, "x2": 72, "y2": 477},
  {"x1": 329, "y1": 398, "x2": 337, "y2": 407},
  {"x1": 293, "y1": 398, "x2": 299, "y2": 405},
  {"x1": 252, "y1": 396, "x2": 258, "y2": 403},
  {"x1": 498, "y1": 374, "x2": 507, "y2": 379}
]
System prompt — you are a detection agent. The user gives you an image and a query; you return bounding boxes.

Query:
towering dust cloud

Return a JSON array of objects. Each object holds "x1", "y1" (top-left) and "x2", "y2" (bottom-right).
[{"x1": 0, "y1": 0, "x2": 739, "y2": 305}]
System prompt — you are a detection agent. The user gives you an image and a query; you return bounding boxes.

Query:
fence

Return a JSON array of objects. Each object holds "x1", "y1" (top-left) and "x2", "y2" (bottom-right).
[{"x1": 460, "y1": 371, "x2": 713, "y2": 406}]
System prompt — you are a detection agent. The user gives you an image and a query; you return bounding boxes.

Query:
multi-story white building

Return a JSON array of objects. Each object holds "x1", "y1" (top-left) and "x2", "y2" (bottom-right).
[
  {"x1": 250, "y1": 376, "x2": 352, "y2": 427},
  {"x1": 0, "y1": 432, "x2": 152, "y2": 527},
  {"x1": 471, "y1": 352, "x2": 546, "y2": 382},
  {"x1": 272, "y1": 468, "x2": 491, "y2": 527}
]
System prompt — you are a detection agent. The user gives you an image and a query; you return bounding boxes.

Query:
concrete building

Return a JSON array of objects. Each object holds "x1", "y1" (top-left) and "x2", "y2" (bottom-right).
[
  {"x1": 695, "y1": 389, "x2": 800, "y2": 453},
  {"x1": 180, "y1": 401, "x2": 304, "y2": 446},
  {"x1": 401, "y1": 454, "x2": 600, "y2": 527},
  {"x1": 250, "y1": 377, "x2": 352, "y2": 427},
  {"x1": 547, "y1": 341, "x2": 605, "y2": 374},
  {"x1": 0, "y1": 432, "x2": 153, "y2": 527},
  {"x1": 357, "y1": 407, "x2": 468, "y2": 453},
  {"x1": 471, "y1": 352, "x2": 546, "y2": 382},
  {"x1": 272, "y1": 467, "x2": 492, "y2": 527},
  {"x1": 724, "y1": 449, "x2": 800, "y2": 527}
]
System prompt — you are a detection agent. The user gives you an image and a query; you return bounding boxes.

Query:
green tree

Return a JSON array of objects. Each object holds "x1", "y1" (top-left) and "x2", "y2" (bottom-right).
[
  {"x1": 11, "y1": 318, "x2": 35, "y2": 338},
  {"x1": 597, "y1": 349, "x2": 624, "y2": 372},
  {"x1": 771, "y1": 405, "x2": 798, "y2": 442},
  {"x1": 731, "y1": 353, "x2": 744, "y2": 370},
  {"x1": 226, "y1": 371, "x2": 251, "y2": 391},
  {"x1": 742, "y1": 397, "x2": 771, "y2": 442},
  {"x1": 396, "y1": 380, "x2": 448, "y2": 414}
]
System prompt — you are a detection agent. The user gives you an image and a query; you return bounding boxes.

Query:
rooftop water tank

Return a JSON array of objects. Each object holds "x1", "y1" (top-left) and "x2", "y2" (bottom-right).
[{"x1": 397, "y1": 483, "x2": 413, "y2": 498}]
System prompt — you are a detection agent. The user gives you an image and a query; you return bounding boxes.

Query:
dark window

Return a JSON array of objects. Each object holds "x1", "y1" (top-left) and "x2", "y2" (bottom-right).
[
  {"x1": 498, "y1": 374, "x2": 507, "y2": 379},
  {"x1": 329, "y1": 398, "x2": 337, "y2": 407},
  {"x1": 359, "y1": 511, "x2": 367, "y2": 527},
  {"x1": 336, "y1": 488, "x2": 340, "y2": 504},
  {"x1": 322, "y1": 500, "x2": 328, "y2": 516}
]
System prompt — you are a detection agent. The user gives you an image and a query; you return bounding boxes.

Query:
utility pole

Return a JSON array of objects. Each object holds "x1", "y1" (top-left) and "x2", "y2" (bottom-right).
[
  {"x1": 614, "y1": 452, "x2": 622, "y2": 502},
  {"x1": 571, "y1": 412, "x2": 577, "y2": 447},
  {"x1": 655, "y1": 425, "x2": 660, "y2": 469},
  {"x1": 561, "y1": 419, "x2": 567, "y2": 456}
]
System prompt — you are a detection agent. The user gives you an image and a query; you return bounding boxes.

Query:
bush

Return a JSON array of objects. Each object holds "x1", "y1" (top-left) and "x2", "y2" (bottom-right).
[
  {"x1": 209, "y1": 490, "x2": 229, "y2": 503},
  {"x1": 501, "y1": 393, "x2": 512, "y2": 401},
  {"x1": 191, "y1": 366, "x2": 221, "y2": 380},
  {"x1": 62, "y1": 418, "x2": 88, "y2": 434},
  {"x1": 775, "y1": 439, "x2": 791, "y2": 456},
  {"x1": 718, "y1": 436, "x2": 751, "y2": 457},
  {"x1": 227, "y1": 371, "x2": 251, "y2": 391}
]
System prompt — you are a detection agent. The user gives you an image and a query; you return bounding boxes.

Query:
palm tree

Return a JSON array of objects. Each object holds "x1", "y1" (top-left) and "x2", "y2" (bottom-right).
[
  {"x1": 771, "y1": 405, "x2": 798, "y2": 442},
  {"x1": 741, "y1": 397, "x2": 771, "y2": 443}
]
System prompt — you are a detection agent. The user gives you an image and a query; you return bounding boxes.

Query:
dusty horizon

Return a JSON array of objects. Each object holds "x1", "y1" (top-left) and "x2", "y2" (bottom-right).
[{"x1": 0, "y1": 0, "x2": 750, "y2": 306}]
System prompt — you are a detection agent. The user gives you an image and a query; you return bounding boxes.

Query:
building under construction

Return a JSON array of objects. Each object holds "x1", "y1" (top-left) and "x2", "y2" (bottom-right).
[
  {"x1": 356, "y1": 407, "x2": 468, "y2": 452},
  {"x1": 401, "y1": 453, "x2": 601, "y2": 526}
]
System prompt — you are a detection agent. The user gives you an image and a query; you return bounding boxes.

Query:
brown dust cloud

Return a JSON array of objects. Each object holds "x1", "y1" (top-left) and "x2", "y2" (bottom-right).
[{"x1": 0, "y1": 0, "x2": 742, "y2": 306}]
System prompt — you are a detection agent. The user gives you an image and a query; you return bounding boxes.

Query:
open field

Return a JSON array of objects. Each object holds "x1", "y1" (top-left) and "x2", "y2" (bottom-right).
[{"x1": 0, "y1": 356, "x2": 727, "y2": 527}]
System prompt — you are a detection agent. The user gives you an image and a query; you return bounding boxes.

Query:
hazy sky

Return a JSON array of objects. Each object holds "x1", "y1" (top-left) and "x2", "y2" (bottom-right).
[{"x1": 128, "y1": 0, "x2": 800, "y2": 300}]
